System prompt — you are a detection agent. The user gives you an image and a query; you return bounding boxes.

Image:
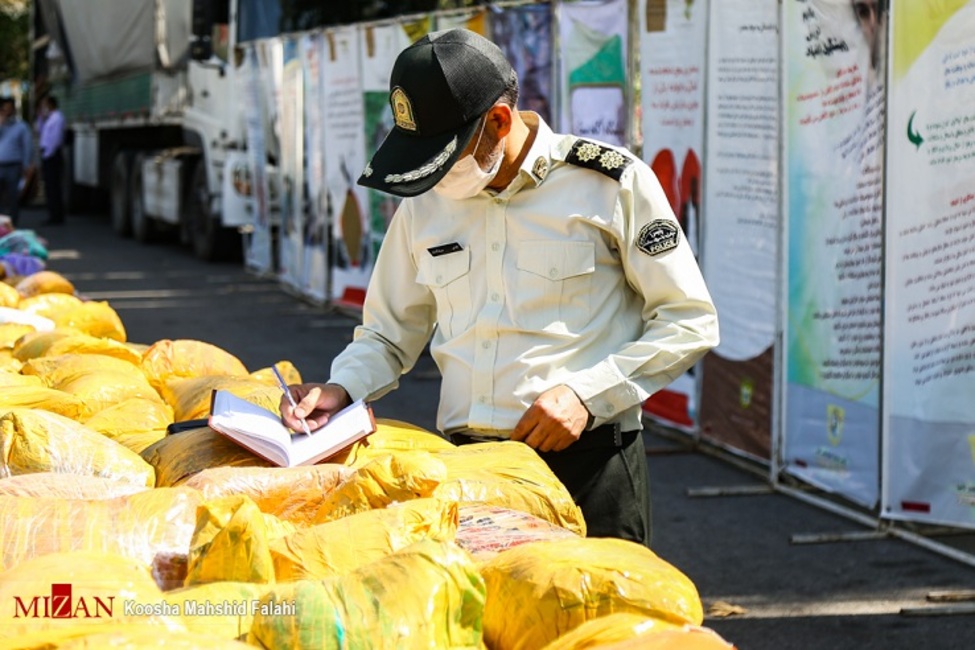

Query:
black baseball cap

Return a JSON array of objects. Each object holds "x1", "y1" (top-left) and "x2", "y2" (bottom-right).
[{"x1": 357, "y1": 28, "x2": 515, "y2": 198}]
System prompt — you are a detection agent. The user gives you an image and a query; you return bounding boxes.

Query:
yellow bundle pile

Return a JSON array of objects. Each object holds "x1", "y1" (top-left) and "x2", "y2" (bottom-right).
[
  {"x1": 140, "y1": 338, "x2": 250, "y2": 393},
  {"x1": 83, "y1": 397, "x2": 174, "y2": 453},
  {"x1": 0, "y1": 368, "x2": 43, "y2": 387},
  {"x1": 480, "y1": 537, "x2": 704, "y2": 650},
  {"x1": 0, "y1": 322, "x2": 36, "y2": 348},
  {"x1": 0, "y1": 279, "x2": 20, "y2": 307},
  {"x1": 183, "y1": 494, "x2": 294, "y2": 587},
  {"x1": 15, "y1": 291, "x2": 82, "y2": 318},
  {"x1": 248, "y1": 539, "x2": 486, "y2": 650},
  {"x1": 334, "y1": 417, "x2": 456, "y2": 464},
  {"x1": 536, "y1": 613, "x2": 682, "y2": 649},
  {"x1": 141, "y1": 425, "x2": 277, "y2": 487},
  {"x1": 0, "y1": 488, "x2": 202, "y2": 586},
  {"x1": 455, "y1": 504, "x2": 580, "y2": 561},
  {"x1": 248, "y1": 359, "x2": 302, "y2": 385},
  {"x1": 164, "y1": 581, "x2": 275, "y2": 640},
  {"x1": 14, "y1": 270, "x2": 75, "y2": 298},
  {"x1": 161, "y1": 375, "x2": 282, "y2": 421},
  {"x1": 13, "y1": 328, "x2": 143, "y2": 364},
  {"x1": 271, "y1": 497, "x2": 459, "y2": 581},
  {"x1": 585, "y1": 625, "x2": 738, "y2": 650},
  {"x1": 0, "y1": 384, "x2": 88, "y2": 419},
  {"x1": 430, "y1": 441, "x2": 587, "y2": 536},
  {"x1": 0, "y1": 408, "x2": 155, "y2": 485}
]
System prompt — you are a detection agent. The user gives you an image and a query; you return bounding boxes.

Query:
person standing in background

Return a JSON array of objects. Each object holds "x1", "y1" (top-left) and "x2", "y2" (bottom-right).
[
  {"x1": 36, "y1": 95, "x2": 66, "y2": 225},
  {"x1": 0, "y1": 97, "x2": 33, "y2": 227}
]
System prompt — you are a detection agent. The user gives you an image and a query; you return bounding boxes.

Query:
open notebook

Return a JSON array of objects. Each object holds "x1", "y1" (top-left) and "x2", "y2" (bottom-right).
[{"x1": 208, "y1": 389, "x2": 376, "y2": 467}]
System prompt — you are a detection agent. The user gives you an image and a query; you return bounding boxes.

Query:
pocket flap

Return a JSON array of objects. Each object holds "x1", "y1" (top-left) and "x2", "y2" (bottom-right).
[
  {"x1": 517, "y1": 241, "x2": 595, "y2": 281},
  {"x1": 416, "y1": 247, "x2": 471, "y2": 288}
]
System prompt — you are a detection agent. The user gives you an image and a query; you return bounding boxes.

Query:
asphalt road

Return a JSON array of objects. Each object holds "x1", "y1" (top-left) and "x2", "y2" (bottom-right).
[{"x1": 18, "y1": 206, "x2": 975, "y2": 650}]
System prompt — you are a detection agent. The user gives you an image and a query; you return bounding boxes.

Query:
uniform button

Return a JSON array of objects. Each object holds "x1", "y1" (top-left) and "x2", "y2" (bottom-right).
[
  {"x1": 491, "y1": 292, "x2": 500, "y2": 301},
  {"x1": 491, "y1": 242, "x2": 500, "y2": 251},
  {"x1": 494, "y1": 198, "x2": 504, "y2": 204},
  {"x1": 435, "y1": 275, "x2": 443, "y2": 283},
  {"x1": 482, "y1": 340, "x2": 492, "y2": 349},
  {"x1": 479, "y1": 396, "x2": 488, "y2": 404},
  {"x1": 549, "y1": 268, "x2": 558, "y2": 278}
]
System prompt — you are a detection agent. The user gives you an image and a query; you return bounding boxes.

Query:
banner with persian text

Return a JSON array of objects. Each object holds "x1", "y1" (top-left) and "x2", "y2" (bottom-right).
[
  {"x1": 781, "y1": 0, "x2": 886, "y2": 507},
  {"x1": 557, "y1": 0, "x2": 629, "y2": 146},
  {"x1": 491, "y1": 3, "x2": 554, "y2": 126},
  {"x1": 301, "y1": 33, "x2": 328, "y2": 303},
  {"x1": 243, "y1": 43, "x2": 272, "y2": 276},
  {"x1": 699, "y1": 0, "x2": 779, "y2": 460},
  {"x1": 883, "y1": 0, "x2": 975, "y2": 529},
  {"x1": 277, "y1": 37, "x2": 305, "y2": 293},
  {"x1": 638, "y1": 0, "x2": 708, "y2": 429}
]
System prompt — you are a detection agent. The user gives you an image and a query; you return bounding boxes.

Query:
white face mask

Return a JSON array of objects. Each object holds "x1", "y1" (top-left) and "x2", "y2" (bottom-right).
[{"x1": 433, "y1": 119, "x2": 504, "y2": 200}]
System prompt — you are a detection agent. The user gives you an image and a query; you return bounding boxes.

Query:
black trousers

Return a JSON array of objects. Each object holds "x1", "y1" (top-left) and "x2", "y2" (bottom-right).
[
  {"x1": 451, "y1": 424, "x2": 652, "y2": 547},
  {"x1": 42, "y1": 151, "x2": 64, "y2": 223}
]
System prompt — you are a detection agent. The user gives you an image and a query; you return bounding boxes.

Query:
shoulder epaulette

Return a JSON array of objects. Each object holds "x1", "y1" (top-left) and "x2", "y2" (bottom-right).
[{"x1": 565, "y1": 139, "x2": 633, "y2": 181}]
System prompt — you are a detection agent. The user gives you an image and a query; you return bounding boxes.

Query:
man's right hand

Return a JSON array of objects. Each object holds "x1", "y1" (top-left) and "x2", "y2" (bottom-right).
[{"x1": 279, "y1": 382, "x2": 352, "y2": 432}]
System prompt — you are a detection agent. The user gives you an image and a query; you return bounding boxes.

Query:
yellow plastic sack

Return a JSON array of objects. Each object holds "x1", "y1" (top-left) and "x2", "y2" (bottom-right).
[
  {"x1": 275, "y1": 452, "x2": 448, "y2": 527},
  {"x1": 15, "y1": 270, "x2": 76, "y2": 298},
  {"x1": 0, "y1": 370, "x2": 43, "y2": 387},
  {"x1": 596, "y1": 625, "x2": 737, "y2": 650},
  {"x1": 431, "y1": 441, "x2": 586, "y2": 536},
  {"x1": 0, "y1": 472, "x2": 148, "y2": 499},
  {"x1": 22, "y1": 352, "x2": 143, "y2": 384},
  {"x1": 0, "y1": 488, "x2": 202, "y2": 590},
  {"x1": 0, "y1": 349, "x2": 22, "y2": 371},
  {"x1": 14, "y1": 330, "x2": 143, "y2": 364},
  {"x1": 0, "y1": 550, "x2": 185, "y2": 641},
  {"x1": 480, "y1": 538, "x2": 704, "y2": 650},
  {"x1": 537, "y1": 613, "x2": 681, "y2": 650},
  {"x1": 249, "y1": 359, "x2": 302, "y2": 386},
  {"x1": 140, "y1": 339, "x2": 250, "y2": 393},
  {"x1": 51, "y1": 300, "x2": 127, "y2": 342},
  {"x1": 249, "y1": 539, "x2": 486, "y2": 650},
  {"x1": 0, "y1": 385, "x2": 90, "y2": 420},
  {"x1": 181, "y1": 463, "x2": 355, "y2": 513},
  {"x1": 164, "y1": 582, "x2": 274, "y2": 641},
  {"x1": 141, "y1": 425, "x2": 276, "y2": 488},
  {"x1": 0, "y1": 408, "x2": 156, "y2": 486},
  {"x1": 84, "y1": 397, "x2": 174, "y2": 453},
  {"x1": 16, "y1": 291, "x2": 83, "y2": 318},
  {"x1": 53, "y1": 369, "x2": 165, "y2": 417},
  {"x1": 184, "y1": 494, "x2": 280, "y2": 586},
  {"x1": 271, "y1": 497, "x2": 459, "y2": 581},
  {"x1": 160, "y1": 375, "x2": 281, "y2": 421},
  {"x1": 0, "y1": 322, "x2": 35, "y2": 348},
  {"x1": 0, "y1": 279, "x2": 19, "y2": 307}
]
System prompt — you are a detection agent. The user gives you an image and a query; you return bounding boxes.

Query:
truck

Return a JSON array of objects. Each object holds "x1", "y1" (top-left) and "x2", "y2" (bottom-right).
[{"x1": 33, "y1": 0, "x2": 264, "y2": 261}]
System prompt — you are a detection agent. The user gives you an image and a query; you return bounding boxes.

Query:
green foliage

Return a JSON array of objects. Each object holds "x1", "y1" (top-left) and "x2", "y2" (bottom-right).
[{"x1": 0, "y1": 1, "x2": 30, "y2": 82}]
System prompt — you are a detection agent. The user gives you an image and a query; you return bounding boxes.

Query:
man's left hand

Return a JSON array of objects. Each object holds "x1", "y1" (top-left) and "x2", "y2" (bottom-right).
[{"x1": 511, "y1": 385, "x2": 590, "y2": 453}]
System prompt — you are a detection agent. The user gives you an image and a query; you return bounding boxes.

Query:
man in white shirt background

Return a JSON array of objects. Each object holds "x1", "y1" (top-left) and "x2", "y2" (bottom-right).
[
  {"x1": 279, "y1": 29, "x2": 719, "y2": 547},
  {"x1": 35, "y1": 94, "x2": 65, "y2": 226}
]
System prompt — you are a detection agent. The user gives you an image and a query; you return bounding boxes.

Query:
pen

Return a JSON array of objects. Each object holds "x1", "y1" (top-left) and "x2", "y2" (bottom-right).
[{"x1": 272, "y1": 364, "x2": 312, "y2": 435}]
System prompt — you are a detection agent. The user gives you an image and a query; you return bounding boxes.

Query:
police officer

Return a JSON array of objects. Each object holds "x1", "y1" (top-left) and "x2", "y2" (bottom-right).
[{"x1": 280, "y1": 29, "x2": 718, "y2": 547}]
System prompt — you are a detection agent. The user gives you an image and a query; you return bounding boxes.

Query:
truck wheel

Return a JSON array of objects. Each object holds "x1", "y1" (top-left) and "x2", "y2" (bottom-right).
[
  {"x1": 187, "y1": 161, "x2": 240, "y2": 261},
  {"x1": 129, "y1": 154, "x2": 155, "y2": 243},
  {"x1": 110, "y1": 151, "x2": 132, "y2": 236}
]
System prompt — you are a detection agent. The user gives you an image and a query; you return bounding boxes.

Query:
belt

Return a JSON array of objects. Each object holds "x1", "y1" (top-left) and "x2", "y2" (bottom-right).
[{"x1": 450, "y1": 422, "x2": 640, "y2": 453}]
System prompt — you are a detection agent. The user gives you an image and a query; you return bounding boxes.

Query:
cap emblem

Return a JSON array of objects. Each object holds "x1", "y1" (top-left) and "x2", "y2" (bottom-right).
[{"x1": 391, "y1": 87, "x2": 417, "y2": 132}]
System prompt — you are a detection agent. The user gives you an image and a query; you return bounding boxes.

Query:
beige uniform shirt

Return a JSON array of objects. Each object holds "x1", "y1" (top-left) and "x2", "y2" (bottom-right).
[{"x1": 330, "y1": 115, "x2": 718, "y2": 436}]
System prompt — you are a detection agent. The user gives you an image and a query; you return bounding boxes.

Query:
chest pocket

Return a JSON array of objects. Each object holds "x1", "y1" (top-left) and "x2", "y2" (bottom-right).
[
  {"x1": 515, "y1": 241, "x2": 595, "y2": 334},
  {"x1": 416, "y1": 248, "x2": 472, "y2": 338}
]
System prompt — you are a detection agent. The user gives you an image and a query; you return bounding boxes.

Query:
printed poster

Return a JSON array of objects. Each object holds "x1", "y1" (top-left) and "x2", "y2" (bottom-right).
[
  {"x1": 301, "y1": 33, "x2": 328, "y2": 304},
  {"x1": 242, "y1": 43, "x2": 272, "y2": 276},
  {"x1": 781, "y1": 0, "x2": 887, "y2": 508},
  {"x1": 639, "y1": 0, "x2": 708, "y2": 429},
  {"x1": 883, "y1": 0, "x2": 975, "y2": 528},
  {"x1": 277, "y1": 37, "x2": 304, "y2": 293},
  {"x1": 557, "y1": 0, "x2": 629, "y2": 146},
  {"x1": 323, "y1": 26, "x2": 369, "y2": 309},
  {"x1": 698, "y1": 0, "x2": 779, "y2": 460},
  {"x1": 491, "y1": 3, "x2": 554, "y2": 125}
]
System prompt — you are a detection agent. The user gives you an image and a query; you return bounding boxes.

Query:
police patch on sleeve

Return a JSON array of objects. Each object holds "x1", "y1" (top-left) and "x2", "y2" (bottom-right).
[{"x1": 637, "y1": 220, "x2": 680, "y2": 256}]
